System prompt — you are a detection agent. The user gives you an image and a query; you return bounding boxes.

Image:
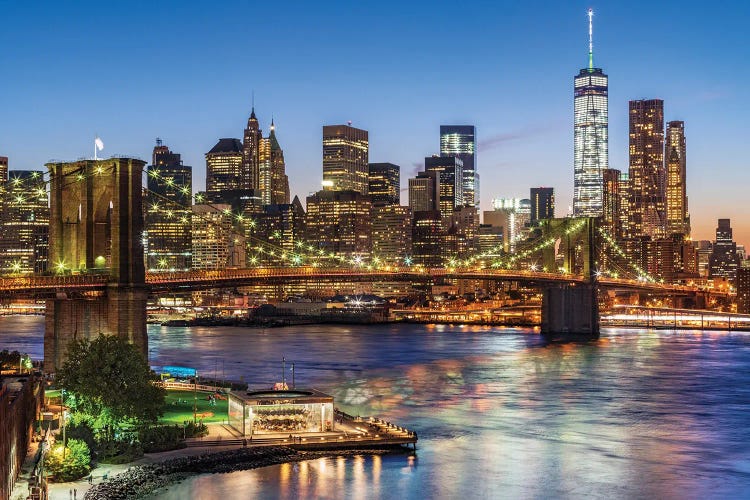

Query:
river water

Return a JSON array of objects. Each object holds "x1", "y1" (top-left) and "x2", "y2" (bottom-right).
[{"x1": 2, "y1": 316, "x2": 750, "y2": 499}]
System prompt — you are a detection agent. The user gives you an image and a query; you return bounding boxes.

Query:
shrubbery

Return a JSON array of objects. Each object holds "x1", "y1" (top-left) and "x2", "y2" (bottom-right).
[
  {"x1": 44, "y1": 439, "x2": 91, "y2": 482},
  {"x1": 139, "y1": 422, "x2": 208, "y2": 453}
]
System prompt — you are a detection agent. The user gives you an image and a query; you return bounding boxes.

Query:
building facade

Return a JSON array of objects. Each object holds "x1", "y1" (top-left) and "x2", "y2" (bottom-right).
[
  {"x1": 665, "y1": 120, "x2": 689, "y2": 237},
  {"x1": 322, "y1": 125, "x2": 369, "y2": 194},
  {"x1": 440, "y1": 125, "x2": 477, "y2": 207},
  {"x1": 408, "y1": 171, "x2": 439, "y2": 213},
  {"x1": 251, "y1": 196, "x2": 306, "y2": 264},
  {"x1": 424, "y1": 155, "x2": 463, "y2": 222},
  {"x1": 146, "y1": 140, "x2": 192, "y2": 271},
  {"x1": 602, "y1": 168, "x2": 621, "y2": 237},
  {"x1": 412, "y1": 210, "x2": 444, "y2": 267},
  {"x1": 628, "y1": 99, "x2": 665, "y2": 239},
  {"x1": 206, "y1": 138, "x2": 245, "y2": 196},
  {"x1": 0, "y1": 170, "x2": 49, "y2": 274},
  {"x1": 709, "y1": 219, "x2": 740, "y2": 282},
  {"x1": 305, "y1": 190, "x2": 372, "y2": 258},
  {"x1": 372, "y1": 204, "x2": 412, "y2": 262},
  {"x1": 242, "y1": 107, "x2": 263, "y2": 191},
  {"x1": 530, "y1": 187, "x2": 554, "y2": 223},
  {"x1": 192, "y1": 204, "x2": 245, "y2": 270},
  {"x1": 368, "y1": 163, "x2": 400, "y2": 205}
]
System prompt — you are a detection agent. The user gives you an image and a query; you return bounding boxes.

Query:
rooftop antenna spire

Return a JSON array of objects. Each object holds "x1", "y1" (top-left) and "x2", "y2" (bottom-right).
[{"x1": 588, "y1": 8, "x2": 594, "y2": 71}]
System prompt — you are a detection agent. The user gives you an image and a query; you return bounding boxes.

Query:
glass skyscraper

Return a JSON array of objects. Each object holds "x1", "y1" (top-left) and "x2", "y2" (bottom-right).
[
  {"x1": 440, "y1": 125, "x2": 477, "y2": 207},
  {"x1": 573, "y1": 9, "x2": 608, "y2": 217}
]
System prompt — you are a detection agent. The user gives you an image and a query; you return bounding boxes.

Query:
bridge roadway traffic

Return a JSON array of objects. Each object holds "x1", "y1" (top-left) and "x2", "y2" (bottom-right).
[{"x1": 0, "y1": 266, "x2": 714, "y2": 298}]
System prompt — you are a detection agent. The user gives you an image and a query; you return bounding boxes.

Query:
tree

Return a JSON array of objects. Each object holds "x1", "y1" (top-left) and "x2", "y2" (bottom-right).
[
  {"x1": 44, "y1": 439, "x2": 91, "y2": 482},
  {"x1": 57, "y1": 336, "x2": 165, "y2": 432}
]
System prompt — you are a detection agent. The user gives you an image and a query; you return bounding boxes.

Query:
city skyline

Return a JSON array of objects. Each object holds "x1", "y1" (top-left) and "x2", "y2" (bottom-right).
[{"x1": 1, "y1": 1, "x2": 749, "y2": 245}]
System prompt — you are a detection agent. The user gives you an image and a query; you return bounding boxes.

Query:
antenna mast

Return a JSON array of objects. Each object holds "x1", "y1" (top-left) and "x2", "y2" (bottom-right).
[{"x1": 588, "y1": 8, "x2": 594, "y2": 71}]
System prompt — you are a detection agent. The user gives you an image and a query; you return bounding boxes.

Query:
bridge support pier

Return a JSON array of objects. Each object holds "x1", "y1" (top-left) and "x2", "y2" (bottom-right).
[
  {"x1": 44, "y1": 287, "x2": 147, "y2": 372},
  {"x1": 541, "y1": 284, "x2": 599, "y2": 339}
]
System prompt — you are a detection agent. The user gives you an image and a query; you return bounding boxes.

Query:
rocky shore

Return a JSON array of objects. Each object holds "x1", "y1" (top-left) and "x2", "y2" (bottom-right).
[{"x1": 84, "y1": 446, "x2": 400, "y2": 499}]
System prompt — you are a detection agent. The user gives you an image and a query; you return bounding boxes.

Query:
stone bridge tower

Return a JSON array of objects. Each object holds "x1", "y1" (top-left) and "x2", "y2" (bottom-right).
[{"x1": 44, "y1": 158, "x2": 147, "y2": 371}]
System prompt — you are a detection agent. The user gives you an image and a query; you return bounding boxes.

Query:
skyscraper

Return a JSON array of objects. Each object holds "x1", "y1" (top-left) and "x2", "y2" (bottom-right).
[
  {"x1": 192, "y1": 204, "x2": 245, "y2": 270},
  {"x1": 440, "y1": 125, "x2": 478, "y2": 207},
  {"x1": 573, "y1": 9, "x2": 608, "y2": 217},
  {"x1": 628, "y1": 99, "x2": 665, "y2": 239},
  {"x1": 372, "y1": 204, "x2": 412, "y2": 262},
  {"x1": 206, "y1": 138, "x2": 244, "y2": 195},
  {"x1": 146, "y1": 139, "x2": 192, "y2": 271},
  {"x1": 322, "y1": 124, "x2": 369, "y2": 194},
  {"x1": 0, "y1": 170, "x2": 49, "y2": 274},
  {"x1": 530, "y1": 187, "x2": 555, "y2": 223},
  {"x1": 424, "y1": 155, "x2": 463, "y2": 221},
  {"x1": 305, "y1": 190, "x2": 372, "y2": 257},
  {"x1": 665, "y1": 120, "x2": 689, "y2": 236},
  {"x1": 408, "y1": 171, "x2": 440, "y2": 213},
  {"x1": 259, "y1": 119, "x2": 290, "y2": 206},
  {"x1": 709, "y1": 219, "x2": 740, "y2": 282},
  {"x1": 242, "y1": 107, "x2": 263, "y2": 190},
  {"x1": 368, "y1": 163, "x2": 400, "y2": 205},
  {"x1": 602, "y1": 169, "x2": 621, "y2": 236}
]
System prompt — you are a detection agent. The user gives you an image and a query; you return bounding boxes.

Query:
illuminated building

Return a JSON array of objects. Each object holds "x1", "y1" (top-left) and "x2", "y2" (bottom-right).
[
  {"x1": 258, "y1": 119, "x2": 290, "y2": 206},
  {"x1": 305, "y1": 190, "x2": 371, "y2": 258},
  {"x1": 412, "y1": 211, "x2": 444, "y2": 267},
  {"x1": 206, "y1": 138, "x2": 244, "y2": 197},
  {"x1": 709, "y1": 219, "x2": 739, "y2": 282},
  {"x1": 440, "y1": 125, "x2": 478, "y2": 207},
  {"x1": 628, "y1": 99, "x2": 665, "y2": 239},
  {"x1": 408, "y1": 171, "x2": 439, "y2": 213},
  {"x1": 644, "y1": 238, "x2": 675, "y2": 283},
  {"x1": 424, "y1": 155, "x2": 463, "y2": 222},
  {"x1": 192, "y1": 204, "x2": 245, "y2": 269},
  {"x1": 478, "y1": 224, "x2": 503, "y2": 255},
  {"x1": 618, "y1": 171, "x2": 630, "y2": 237},
  {"x1": 322, "y1": 124, "x2": 369, "y2": 194},
  {"x1": 573, "y1": 9, "x2": 608, "y2": 217},
  {"x1": 252, "y1": 196, "x2": 305, "y2": 264},
  {"x1": 447, "y1": 206, "x2": 479, "y2": 259},
  {"x1": 484, "y1": 198, "x2": 530, "y2": 252},
  {"x1": 372, "y1": 204, "x2": 412, "y2": 262},
  {"x1": 242, "y1": 107, "x2": 262, "y2": 190},
  {"x1": 737, "y1": 268, "x2": 750, "y2": 314},
  {"x1": 694, "y1": 240, "x2": 713, "y2": 278},
  {"x1": 145, "y1": 139, "x2": 192, "y2": 271},
  {"x1": 0, "y1": 156, "x2": 7, "y2": 184},
  {"x1": 368, "y1": 163, "x2": 400, "y2": 206},
  {"x1": 602, "y1": 169, "x2": 621, "y2": 236},
  {"x1": 665, "y1": 121, "x2": 689, "y2": 236},
  {"x1": 530, "y1": 187, "x2": 554, "y2": 223},
  {"x1": 0, "y1": 170, "x2": 49, "y2": 274},
  {"x1": 0, "y1": 157, "x2": 7, "y2": 245}
]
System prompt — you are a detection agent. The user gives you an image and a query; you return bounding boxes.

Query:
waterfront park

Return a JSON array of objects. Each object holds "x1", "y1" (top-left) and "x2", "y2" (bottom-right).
[{"x1": 29, "y1": 335, "x2": 415, "y2": 498}]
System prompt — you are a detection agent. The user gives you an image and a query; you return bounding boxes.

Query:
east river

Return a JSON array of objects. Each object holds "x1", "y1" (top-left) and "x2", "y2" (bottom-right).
[{"x1": 2, "y1": 316, "x2": 750, "y2": 498}]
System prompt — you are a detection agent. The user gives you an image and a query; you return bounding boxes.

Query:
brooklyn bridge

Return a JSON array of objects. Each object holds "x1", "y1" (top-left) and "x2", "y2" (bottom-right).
[{"x1": 0, "y1": 158, "x2": 731, "y2": 371}]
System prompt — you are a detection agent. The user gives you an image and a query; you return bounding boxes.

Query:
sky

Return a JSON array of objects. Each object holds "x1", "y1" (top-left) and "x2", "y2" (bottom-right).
[{"x1": 1, "y1": 0, "x2": 749, "y2": 245}]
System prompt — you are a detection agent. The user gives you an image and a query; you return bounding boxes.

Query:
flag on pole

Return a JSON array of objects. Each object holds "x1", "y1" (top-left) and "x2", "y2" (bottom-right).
[{"x1": 95, "y1": 137, "x2": 104, "y2": 151}]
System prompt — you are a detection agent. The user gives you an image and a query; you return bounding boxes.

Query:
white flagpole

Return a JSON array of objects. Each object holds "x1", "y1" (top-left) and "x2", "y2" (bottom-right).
[{"x1": 94, "y1": 134, "x2": 97, "y2": 160}]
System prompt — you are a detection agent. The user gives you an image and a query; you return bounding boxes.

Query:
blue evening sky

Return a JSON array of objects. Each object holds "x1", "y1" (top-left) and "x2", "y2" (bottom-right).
[{"x1": 1, "y1": 1, "x2": 748, "y2": 244}]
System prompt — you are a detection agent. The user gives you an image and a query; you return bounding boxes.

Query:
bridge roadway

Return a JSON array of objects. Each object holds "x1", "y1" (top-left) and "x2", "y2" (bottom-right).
[{"x1": 0, "y1": 266, "x2": 711, "y2": 298}]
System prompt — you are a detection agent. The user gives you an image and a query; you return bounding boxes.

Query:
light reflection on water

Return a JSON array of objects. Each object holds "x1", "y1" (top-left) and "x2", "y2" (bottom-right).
[{"x1": 2, "y1": 318, "x2": 750, "y2": 498}]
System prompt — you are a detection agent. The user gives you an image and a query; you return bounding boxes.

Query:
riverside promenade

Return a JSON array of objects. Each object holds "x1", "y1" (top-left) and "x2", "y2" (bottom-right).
[{"x1": 37, "y1": 409, "x2": 416, "y2": 499}]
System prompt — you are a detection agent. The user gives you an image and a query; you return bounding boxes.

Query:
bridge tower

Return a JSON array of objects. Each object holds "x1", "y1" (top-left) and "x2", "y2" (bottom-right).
[
  {"x1": 44, "y1": 158, "x2": 147, "y2": 372},
  {"x1": 539, "y1": 217, "x2": 600, "y2": 338}
]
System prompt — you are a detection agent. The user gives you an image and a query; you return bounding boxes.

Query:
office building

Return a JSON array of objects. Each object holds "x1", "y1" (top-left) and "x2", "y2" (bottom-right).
[
  {"x1": 0, "y1": 171, "x2": 49, "y2": 274},
  {"x1": 628, "y1": 99, "x2": 665, "y2": 239},
  {"x1": 665, "y1": 121, "x2": 689, "y2": 236},
  {"x1": 573, "y1": 9, "x2": 608, "y2": 217},
  {"x1": 737, "y1": 268, "x2": 750, "y2": 314},
  {"x1": 602, "y1": 169, "x2": 621, "y2": 237},
  {"x1": 242, "y1": 107, "x2": 263, "y2": 190},
  {"x1": 145, "y1": 140, "x2": 192, "y2": 271},
  {"x1": 440, "y1": 125, "x2": 478, "y2": 207},
  {"x1": 447, "y1": 206, "x2": 479, "y2": 259},
  {"x1": 478, "y1": 224, "x2": 503, "y2": 255},
  {"x1": 305, "y1": 190, "x2": 371, "y2": 257},
  {"x1": 368, "y1": 163, "x2": 400, "y2": 205},
  {"x1": 252, "y1": 196, "x2": 306, "y2": 264},
  {"x1": 257, "y1": 118, "x2": 290, "y2": 206},
  {"x1": 206, "y1": 138, "x2": 245, "y2": 196},
  {"x1": 372, "y1": 204, "x2": 412, "y2": 262},
  {"x1": 530, "y1": 187, "x2": 554, "y2": 223},
  {"x1": 322, "y1": 124, "x2": 369, "y2": 194},
  {"x1": 412, "y1": 211, "x2": 444, "y2": 267},
  {"x1": 709, "y1": 219, "x2": 740, "y2": 282},
  {"x1": 484, "y1": 198, "x2": 531, "y2": 252},
  {"x1": 408, "y1": 171, "x2": 440, "y2": 213},
  {"x1": 424, "y1": 155, "x2": 463, "y2": 221},
  {"x1": 192, "y1": 204, "x2": 245, "y2": 270}
]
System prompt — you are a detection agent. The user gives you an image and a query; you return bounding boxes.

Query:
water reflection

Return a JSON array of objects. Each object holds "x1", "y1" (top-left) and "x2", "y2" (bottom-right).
[{"x1": 2, "y1": 318, "x2": 749, "y2": 498}]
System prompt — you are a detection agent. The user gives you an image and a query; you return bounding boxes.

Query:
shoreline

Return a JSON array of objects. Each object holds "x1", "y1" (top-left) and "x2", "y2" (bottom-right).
[{"x1": 84, "y1": 446, "x2": 409, "y2": 500}]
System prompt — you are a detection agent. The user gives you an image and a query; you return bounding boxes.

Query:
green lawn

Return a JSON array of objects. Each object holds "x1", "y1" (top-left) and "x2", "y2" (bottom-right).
[{"x1": 160, "y1": 390, "x2": 227, "y2": 424}]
